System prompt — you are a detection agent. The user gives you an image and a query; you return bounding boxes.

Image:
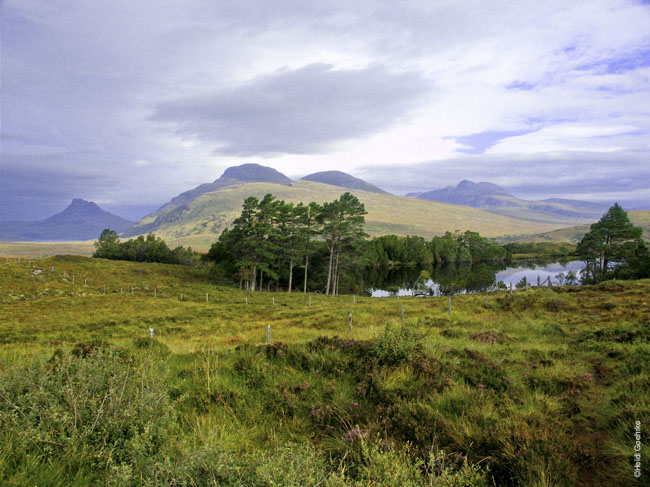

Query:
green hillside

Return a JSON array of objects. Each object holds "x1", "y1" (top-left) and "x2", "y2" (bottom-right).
[
  {"x1": 129, "y1": 181, "x2": 583, "y2": 250},
  {"x1": 515, "y1": 210, "x2": 650, "y2": 243}
]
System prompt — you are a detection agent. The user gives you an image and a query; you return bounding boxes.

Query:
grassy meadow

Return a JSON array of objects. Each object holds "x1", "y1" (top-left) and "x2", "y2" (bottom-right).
[{"x1": 1, "y1": 256, "x2": 648, "y2": 486}]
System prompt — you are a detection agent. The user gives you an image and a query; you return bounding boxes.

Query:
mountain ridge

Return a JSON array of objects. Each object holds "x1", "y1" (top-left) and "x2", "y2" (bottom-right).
[
  {"x1": 409, "y1": 180, "x2": 608, "y2": 221},
  {"x1": 300, "y1": 170, "x2": 389, "y2": 194},
  {"x1": 0, "y1": 199, "x2": 133, "y2": 241}
]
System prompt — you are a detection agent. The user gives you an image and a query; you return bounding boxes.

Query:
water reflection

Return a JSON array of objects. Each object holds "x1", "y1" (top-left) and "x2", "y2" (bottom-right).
[{"x1": 365, "y1": 260, "x2": 583, "y2": 297}]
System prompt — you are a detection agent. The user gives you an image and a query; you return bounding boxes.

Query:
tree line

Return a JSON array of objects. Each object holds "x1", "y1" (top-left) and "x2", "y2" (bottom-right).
[
  {"x1": 365, "y1": 231, "x2": 508, "y2": 267},
  {"x1": 93, "y1": 230, "x2": 198, "y2": 265}
]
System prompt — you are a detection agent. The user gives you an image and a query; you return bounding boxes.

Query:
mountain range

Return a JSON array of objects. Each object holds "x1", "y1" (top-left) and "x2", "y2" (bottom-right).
[
  {"x1": 408, "y1": 180, "x2": 609, "y2": 222},
  {"x1": 0, "y1": 199, "x2": 133, "y2": 241},
  {"x1": 4, "y1": 164, "x2": 643, "y2": 249},
  {"x1": 121, "y1": 164, "x2": 612, "y2": 250}
]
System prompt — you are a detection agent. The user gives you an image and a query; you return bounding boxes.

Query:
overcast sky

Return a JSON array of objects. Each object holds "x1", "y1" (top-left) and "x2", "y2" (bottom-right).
[{"x1": 2, "y1": 0, "x2": 649, "y2": 221}]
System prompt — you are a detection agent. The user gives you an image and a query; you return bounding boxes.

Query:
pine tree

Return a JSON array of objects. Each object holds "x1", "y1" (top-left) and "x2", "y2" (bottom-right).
[{"x1": 577, "y1": 203, "x2": 648, "y2": 282}]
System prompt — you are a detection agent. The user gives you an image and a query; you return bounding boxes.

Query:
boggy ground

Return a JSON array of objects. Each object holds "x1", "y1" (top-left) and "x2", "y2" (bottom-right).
[{"x1": 0, "y1": 256, "x2": 648, "y2": 486}]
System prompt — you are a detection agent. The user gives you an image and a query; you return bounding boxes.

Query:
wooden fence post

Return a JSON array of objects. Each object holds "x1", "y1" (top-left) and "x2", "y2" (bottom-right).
[
  {"x1": 401, "y1": 305, "x2": 404, "y2": 322},
  {"x1": 348, "y1": 312, "x2": 352, "y2": 331},
  {"x1": 149, "y1": 326, "x2": 154, "y2": 339},
  {"x1": 353, "y1": 295, "x2": 356, "y2": 304},
  {"x1": 448, "y1": 297, "x2": 452, "y2": 319},
  {"x1": 509, "y1": 282, "x2": 513, "y2": 295},
  {"x1": 206, "y1": 293, "x2": 209, "y2": 302},
  {"x1": 180, "y1": 293, "x2": 183, "y2": 301},
  {"x1": 266, "y1": 324, "x2": 272, "y2": 343},
  {"x1": 537, "y1": 275, "x2": 541, "y2": 287},
  {"x1": 154, "y1": 288, "x2": 157, "y2": 297}
]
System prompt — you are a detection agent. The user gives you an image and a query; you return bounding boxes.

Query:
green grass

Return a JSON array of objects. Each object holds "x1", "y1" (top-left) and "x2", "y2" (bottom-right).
[
  {"x1": 1, "y1": 256, "x2": 649, "y2": 486},
  {"x1": 0, "y1": 241, "x2": 95, "y2": 258}
]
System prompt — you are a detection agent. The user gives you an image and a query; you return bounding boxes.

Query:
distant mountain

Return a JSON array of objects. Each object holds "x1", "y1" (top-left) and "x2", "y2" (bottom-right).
[
  {"x1": 300, "y1": 171, "x2": 389, "y2": 194},
  {"x1": 123, "y1": 163, "x2": 293, "y2": 236},
  {"x1": 408, "y1": 180, "x2": 512, "y2": 206},
  {"x1": 408, "y1": 180, "x2": 609, "y2": 222},
  {"x1": 0, "y1": 199, "x2": 133, "y2": 241}
]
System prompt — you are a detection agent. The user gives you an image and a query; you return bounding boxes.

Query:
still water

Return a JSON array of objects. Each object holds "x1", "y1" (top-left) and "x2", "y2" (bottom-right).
[{"x1": 366, "y1": 260, "x2": 584, "y2": 297}]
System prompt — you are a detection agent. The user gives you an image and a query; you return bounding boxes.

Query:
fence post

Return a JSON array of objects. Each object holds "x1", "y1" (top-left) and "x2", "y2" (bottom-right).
[
  {"x1": 509, "y1": 282, "x2": 513, "y2": 295},
  {"x1": 154, "y1": 288, "x2": 157, "y2": 297},
  {"x1": 448, "y1": 297, "x2": 452, "y2": 319},
  {"x1": 149, "y1": 326, "x2": 154, "y2": 339},
  {"x1": 266, "y1": 324, "x2": 272, "y2": 343},
  {"x1": 485, "y1": 289, "x2": 489, "y2": 305},
  {"x1": 103, "y1": 285, "x2": 106, "y2": 294},
  {"x1": 180, "y1": 293, "x2": 183, "y2": 301},
  {"x1": 548, "y1": 277, "x2": 552, "y2": 288},
  {"x1": 348, "y1": 312, "x2": 352, "y2": 331},
  {"x1": 401, "y1": 305, "x2": 404, "y2": 322},
  {"x1": 206, "y1": 292, "x2": 209, "y2": 302},
  {"x1": 245, "y1": 297, "x2": 248, "y2": 305},
  {"x1": 272, "y1": 297, "x2": 275, "y2": 306},
  {"x1": 537, "y1": 275, "x2": 541, "y2": 287}
]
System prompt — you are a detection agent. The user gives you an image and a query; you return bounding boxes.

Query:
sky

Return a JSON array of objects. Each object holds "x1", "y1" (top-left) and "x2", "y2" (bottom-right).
[{"x1": 1, "y1": 0, "x2": 649, "y2": 221}]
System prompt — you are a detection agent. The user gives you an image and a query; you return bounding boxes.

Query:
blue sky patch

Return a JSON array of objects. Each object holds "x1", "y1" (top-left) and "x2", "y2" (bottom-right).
[{"x1": 453, "y1": 130, "x2": 537, "y2": 154}]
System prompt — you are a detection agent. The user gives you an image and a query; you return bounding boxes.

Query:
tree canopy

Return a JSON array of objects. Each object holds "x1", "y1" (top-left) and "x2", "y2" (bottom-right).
[{"x1": 577, "y1": 203, "x2": 649, "y2": 282}]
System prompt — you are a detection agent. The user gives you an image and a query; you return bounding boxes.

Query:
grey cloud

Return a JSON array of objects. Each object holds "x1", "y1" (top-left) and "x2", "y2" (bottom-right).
[
  {"x1": 152, "y1": 63, "x2": 429, "y2": 156},
  {"x1": 0, "y1": 152, "x2": 161, "y2": 222}
]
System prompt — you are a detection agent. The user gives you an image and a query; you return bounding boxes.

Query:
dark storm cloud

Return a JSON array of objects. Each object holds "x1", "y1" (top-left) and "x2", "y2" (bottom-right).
[
  {"x1": 358, "y1": 151, "x2": 650, "y2": 206},
  {"x1": 152, "y1": 63, "x2": 429, "y2": 156}
]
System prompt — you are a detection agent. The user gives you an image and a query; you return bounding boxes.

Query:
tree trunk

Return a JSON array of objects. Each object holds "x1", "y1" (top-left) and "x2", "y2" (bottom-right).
[
  {"x1": 251, "y1": 266, "x2": 256, "y2": 291},
  {"x1": 326, "y1": 243, "x2": 334, "y2": 295},
  {"x1": 333, "y1": 250, "x2": 340, "y2": 295},
  {"x1": 288, "y1": 258, "x2": 293, "y2": 293},
  {"x1": 259, "y1": 268, "x2": 263, "y2": 292},
  {"x1": 303, "y1": 254, "x2": 309, "y2": 294}
]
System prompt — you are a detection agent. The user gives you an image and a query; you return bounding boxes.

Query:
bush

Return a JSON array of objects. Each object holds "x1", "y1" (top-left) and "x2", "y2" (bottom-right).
[{"x1": 372, "y1": 323, "x2": 423, "y2": 366}]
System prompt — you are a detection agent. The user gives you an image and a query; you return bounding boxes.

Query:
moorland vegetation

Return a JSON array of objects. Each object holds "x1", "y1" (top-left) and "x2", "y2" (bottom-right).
[{"x1": 0, "y1": 255, "x2": 648, "y2": 486}]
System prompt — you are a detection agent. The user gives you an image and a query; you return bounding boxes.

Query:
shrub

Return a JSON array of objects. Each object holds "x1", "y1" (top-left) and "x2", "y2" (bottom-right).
[
  {"x1": 372, "y1": 323, "x2": 423, "y2": 366},
  {"x1": 0, "y1": 349, "x2": 177, "y2": 483}
]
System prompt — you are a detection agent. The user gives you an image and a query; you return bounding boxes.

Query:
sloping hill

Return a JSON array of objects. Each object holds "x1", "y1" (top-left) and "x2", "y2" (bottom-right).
[
  {"x1": 515, "y1": 210, "x2": 650, "y2": 243},
  {"x1": 300, "y1": 170, "x2": 389, "y2": 194},
  {"x1": 409, "y1": 180, "x2": 608, "y2": 222},
  {"x1": 128, "y1": 180, "x2": 580, "y2": 250},
  {"x1": 0, "y1": 199, "x2": 133, "y2": 242},
  {"x1": 124, "y1": 163, "x2": 293, "y2": 237}
]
